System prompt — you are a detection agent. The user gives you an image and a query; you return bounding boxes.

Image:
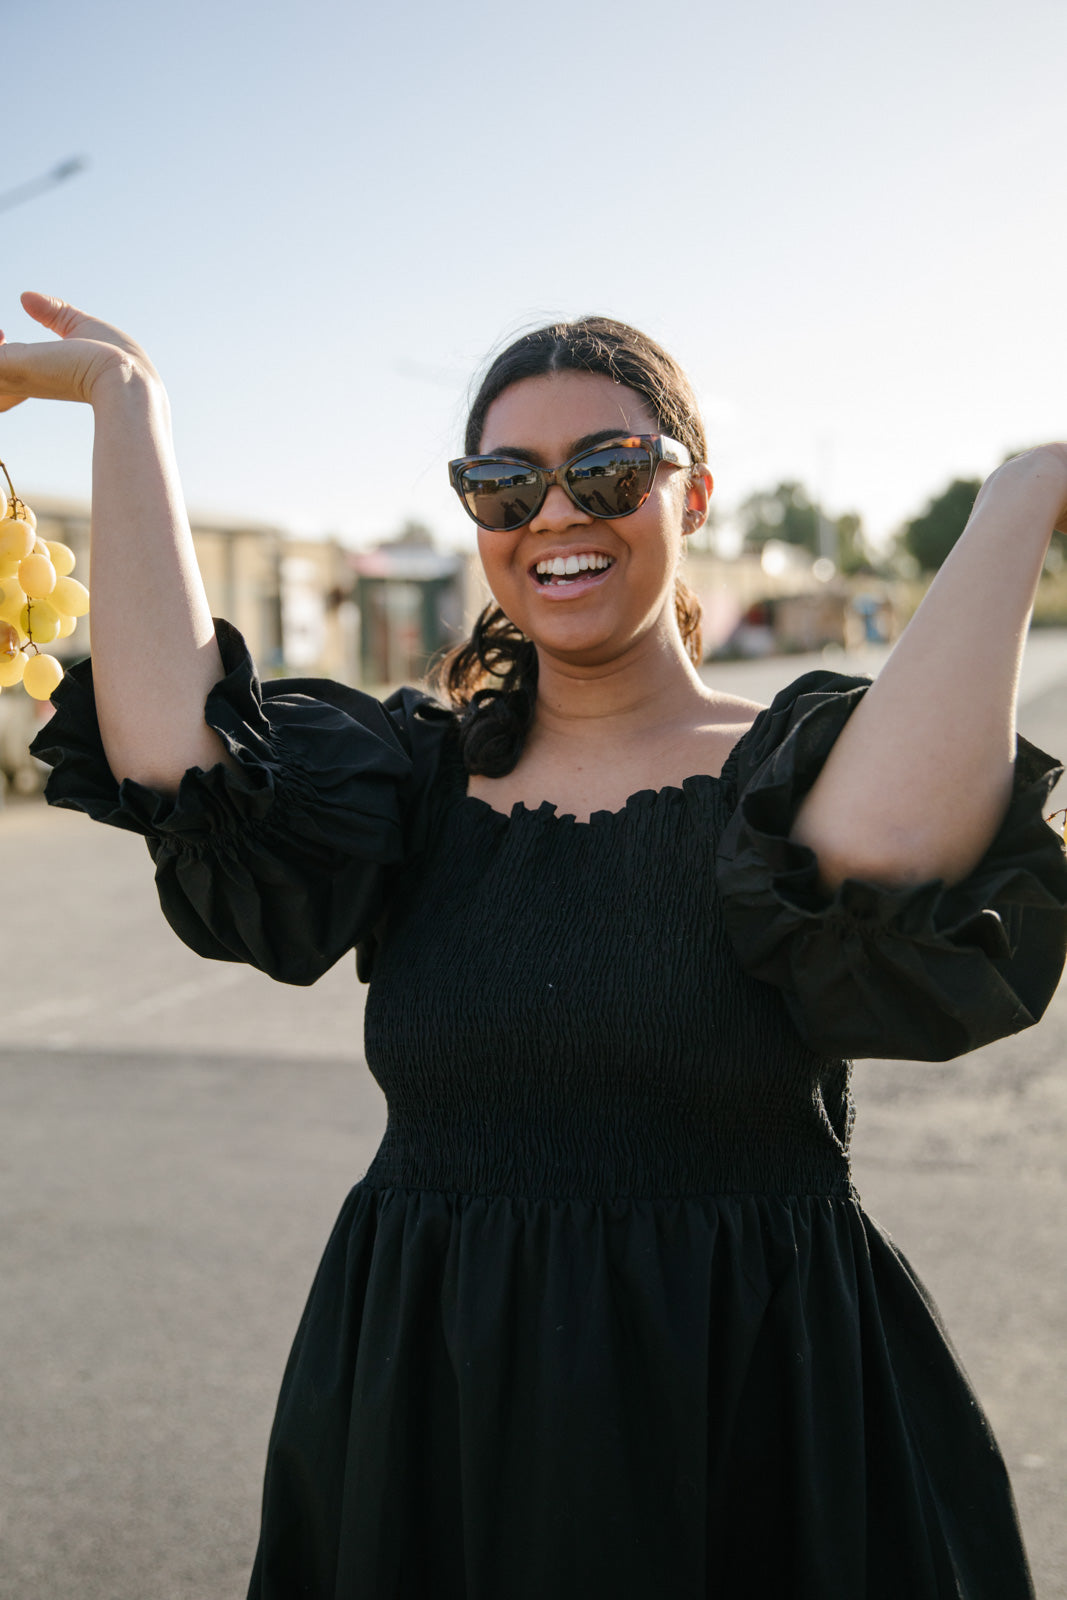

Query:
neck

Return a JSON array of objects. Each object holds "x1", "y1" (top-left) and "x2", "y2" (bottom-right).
[{"x1": 530, "y1": 623, "x2": 708, "y2": 748}]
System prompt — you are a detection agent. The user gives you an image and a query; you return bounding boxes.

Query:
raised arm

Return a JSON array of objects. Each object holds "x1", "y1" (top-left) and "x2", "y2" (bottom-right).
[
  {"x1": 0, "y1": 292, "x2": 231, "y2": 791},
  {"x1": 789, "y1": 445, "x2": 1067, "y2": 893}
]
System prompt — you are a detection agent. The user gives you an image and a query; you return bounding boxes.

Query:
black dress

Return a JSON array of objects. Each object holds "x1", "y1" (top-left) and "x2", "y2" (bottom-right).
[{"x1": 31, "y1": 621, "x2": 1067, "y2": 1600}]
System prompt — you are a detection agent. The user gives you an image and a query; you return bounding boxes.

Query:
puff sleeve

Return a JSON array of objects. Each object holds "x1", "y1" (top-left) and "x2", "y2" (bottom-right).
[
  {"x1": 29, "y1": 619, "x2": 456, "y2": 985},
  {"x1": 715, "y1": 670, "x2": 1067, "y2": 1061}
]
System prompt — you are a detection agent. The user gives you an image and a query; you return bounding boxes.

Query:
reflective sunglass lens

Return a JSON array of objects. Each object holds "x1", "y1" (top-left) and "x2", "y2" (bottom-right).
[
  {"x1": 460, "y1": 461, "x2": 541, "y2": 530},
  {"x1": 567, "y1": 446, "x2": 652, "y2": 517}
]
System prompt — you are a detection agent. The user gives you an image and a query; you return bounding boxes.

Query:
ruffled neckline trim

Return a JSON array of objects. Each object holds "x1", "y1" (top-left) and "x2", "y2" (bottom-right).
[{"x1": 448, "y1": 730, "x2": 747, "y2": 828}]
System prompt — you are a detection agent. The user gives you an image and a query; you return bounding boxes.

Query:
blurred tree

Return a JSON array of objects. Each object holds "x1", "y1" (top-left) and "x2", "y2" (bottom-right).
[
  {"x1": 899, "y1": 478, "x2": 982, "y2": 572},
  {"x1": 740, "y1": 481, "x2": 818, "y2": 553},
  {"x1": 740, "y1": 481, "x2": 874, "y2": 573},
  {"x1": 834, "y1": 512, "x2": 877, "y2": 576}
]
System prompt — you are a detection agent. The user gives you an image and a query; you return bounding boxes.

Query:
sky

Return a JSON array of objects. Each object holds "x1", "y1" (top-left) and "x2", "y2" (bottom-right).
[{"x1": 1, "y1": 0, "x2": 1064, "y2": 558}]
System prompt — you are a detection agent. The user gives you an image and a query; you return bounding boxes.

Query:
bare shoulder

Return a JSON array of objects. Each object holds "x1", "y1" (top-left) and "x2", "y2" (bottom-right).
[
  {"x1": 693, "y1": 688, "x2": 767, "y2": 737},
  {"x1": 699, "y1": 689, "x2": 768, "y2": 718},
  {"x1": 660, "y1": 690, "x2": 768, "y2": 783}
]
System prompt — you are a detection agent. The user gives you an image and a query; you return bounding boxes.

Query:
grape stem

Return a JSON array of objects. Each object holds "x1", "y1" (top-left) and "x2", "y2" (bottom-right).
[{"x1": 0, "y1": 457, "x2": 15, "y2": 503}]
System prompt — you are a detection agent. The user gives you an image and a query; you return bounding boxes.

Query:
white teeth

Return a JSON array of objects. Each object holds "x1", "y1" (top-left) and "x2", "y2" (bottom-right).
[{"x1": 534, "y1": 553, "x2": 613, "y2": 577}]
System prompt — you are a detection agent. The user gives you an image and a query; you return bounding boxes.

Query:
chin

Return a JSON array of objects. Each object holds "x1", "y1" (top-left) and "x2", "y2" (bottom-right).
[{"x1": 533, "y1": 619, "x2": 655, "y2": 670}]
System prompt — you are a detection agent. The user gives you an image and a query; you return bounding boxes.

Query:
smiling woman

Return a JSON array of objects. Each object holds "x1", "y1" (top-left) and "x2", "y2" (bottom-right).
[
  {"x1": 434, "y1": 318, "x2": 713, "y2": 785},
  {"x1": 5, "y1": 292, "x2": 1067, "y2": 1599}
]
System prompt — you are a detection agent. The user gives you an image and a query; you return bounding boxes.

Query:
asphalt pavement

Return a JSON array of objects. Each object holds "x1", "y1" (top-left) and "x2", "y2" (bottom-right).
[{"x1": 1, "y1": 633, "x2": 1065, "y2": 1599}]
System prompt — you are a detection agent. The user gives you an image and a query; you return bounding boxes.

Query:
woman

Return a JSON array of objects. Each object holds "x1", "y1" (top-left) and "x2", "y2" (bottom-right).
[{"x1": 4, "y1": 293, "x2": 1067, "y2": 1598}]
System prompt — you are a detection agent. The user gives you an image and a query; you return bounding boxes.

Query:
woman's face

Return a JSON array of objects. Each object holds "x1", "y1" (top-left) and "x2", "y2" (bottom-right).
[{"x1": 476, "y1": 371, "x2": 707, "y2": 669}]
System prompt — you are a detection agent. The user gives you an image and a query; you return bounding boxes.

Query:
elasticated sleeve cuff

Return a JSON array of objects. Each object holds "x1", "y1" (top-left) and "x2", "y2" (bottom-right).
[
  {"x1": 30, "y1": 620, "x2": 454, "y2": 985},
  {"x1": 715, "y1": 671, "x2": 1067, "y2": 1061}
]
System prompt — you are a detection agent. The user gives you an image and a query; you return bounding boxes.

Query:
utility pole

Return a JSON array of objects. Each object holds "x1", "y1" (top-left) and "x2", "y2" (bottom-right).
[
  {"x1": 815, "y1": 434, "x2": 838, "y2": 568},
  {"x1": 0, "y1": 158, "x2": 87, "y2": 215}
]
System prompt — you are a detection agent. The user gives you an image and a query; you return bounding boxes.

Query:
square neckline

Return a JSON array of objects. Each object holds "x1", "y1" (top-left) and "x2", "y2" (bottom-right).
[{"x1": 457, "y1": 721, "x2": 754, "y2": 827}]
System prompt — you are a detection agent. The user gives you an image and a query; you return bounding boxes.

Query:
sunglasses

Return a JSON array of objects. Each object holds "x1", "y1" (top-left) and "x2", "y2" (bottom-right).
[{"x1": 448, "y1": 434, "x2": 692, "y2": 531}]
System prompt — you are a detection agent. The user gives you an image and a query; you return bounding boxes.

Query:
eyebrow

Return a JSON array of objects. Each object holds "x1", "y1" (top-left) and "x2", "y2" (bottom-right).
[{"x1": 483, "y1": 429, "x2": 639, "y2": 465}]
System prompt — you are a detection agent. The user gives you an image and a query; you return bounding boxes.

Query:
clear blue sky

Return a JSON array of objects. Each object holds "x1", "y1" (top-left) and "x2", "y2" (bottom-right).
[{"x1": 3, "y1": 0, "x2": 1064, "y2": 555}]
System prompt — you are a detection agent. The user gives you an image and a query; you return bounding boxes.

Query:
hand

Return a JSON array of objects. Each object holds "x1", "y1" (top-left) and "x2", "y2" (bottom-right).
[
  {"x1": 0, "y1": 292, "x2": 160, "y2": 414},
  {"x1": 974, "y1": 443, "x2": 1067, "y2": 537}
]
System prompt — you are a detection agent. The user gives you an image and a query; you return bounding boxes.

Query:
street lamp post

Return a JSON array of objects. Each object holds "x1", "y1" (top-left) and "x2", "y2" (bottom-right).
[{"x1": 0, "y1": 158, "x2": 87, "y2": 215}]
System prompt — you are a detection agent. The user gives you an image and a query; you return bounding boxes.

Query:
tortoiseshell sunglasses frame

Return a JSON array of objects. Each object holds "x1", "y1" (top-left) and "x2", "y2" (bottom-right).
[{"x1": 448, "y1": 434, "x2": 692, "y2": 531}]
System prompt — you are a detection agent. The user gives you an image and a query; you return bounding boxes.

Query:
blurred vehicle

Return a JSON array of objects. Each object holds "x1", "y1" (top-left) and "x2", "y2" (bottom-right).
[
  {"x1": 718, "y1": 599, "x2": 777, "y2": 658},
  {"x1": 711, "y1": 592, "x2": 849, "y2": 658}
]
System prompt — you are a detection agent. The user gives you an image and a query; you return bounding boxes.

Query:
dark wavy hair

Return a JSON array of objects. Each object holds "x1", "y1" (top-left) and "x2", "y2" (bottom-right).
[{"x1": 429, "y1": 316, "x2": 708, "y2": 776}]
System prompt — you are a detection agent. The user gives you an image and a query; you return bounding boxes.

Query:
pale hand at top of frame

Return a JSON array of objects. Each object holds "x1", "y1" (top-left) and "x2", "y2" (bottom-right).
[{"x1": 0, "y1": 456, "x2": 90, "y2": 700}]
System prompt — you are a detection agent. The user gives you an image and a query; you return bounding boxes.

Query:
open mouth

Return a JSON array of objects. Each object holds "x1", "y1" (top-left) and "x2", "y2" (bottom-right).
[{"x1": 532, "y1": 553, "x2": 616, "y2": 587}]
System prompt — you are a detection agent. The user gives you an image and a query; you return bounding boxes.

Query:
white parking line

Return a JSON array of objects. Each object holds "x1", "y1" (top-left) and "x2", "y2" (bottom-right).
[
  {"x1": 7, "y1": 964, "x2": 248, "y2": 1032},
  {"x1": 117, "y1": 966, "x2": 246, "y2": 1022}
]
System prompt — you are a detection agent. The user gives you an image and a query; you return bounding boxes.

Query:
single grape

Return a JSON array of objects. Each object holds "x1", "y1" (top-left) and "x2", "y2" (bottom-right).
[
  {"x1": 23, "y1": 652, "x2": 64, "y2": 700},
  {"x1": 45, "y1": 541, "x2": 77, "y2": 578},
  {"x1": 51, "y1": 576, "x2": 90, "y2": 617},
  {"x1": 0, "y1": 583, "x2": 27, "y2": 628},
  {"x1": 0, "y1": 519, "x2": 36, "y2": 563},
  {"x1": 56, "y1": 613, "x2": 77, "y2": 639},
  {"x1": 0, "y1": 555, "x2": 21, "y2": 581},
  {"x1": 18, "y1": 553, "x2": 58, "y2": 599},
  {"x1": 0, "y1": 621, "x2": 20, "y2": 657},
  {"x1": 20, "y1": 601, "x2": 60, "y2": 644},
  {"x1": 0, "y1": 649, "x2": 26, "y2": 687}
]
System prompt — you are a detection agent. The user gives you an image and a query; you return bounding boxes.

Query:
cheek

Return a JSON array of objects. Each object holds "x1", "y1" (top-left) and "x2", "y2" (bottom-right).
[
  {"x1": 638, "y1": 496, "x2": 686, "y2": 572},
  {"x1": 477, "y1": 531, "x2": 501, "y2": 580},
  {"x1": 477, "y1": 533, "x2": 521, "y2": 607}
]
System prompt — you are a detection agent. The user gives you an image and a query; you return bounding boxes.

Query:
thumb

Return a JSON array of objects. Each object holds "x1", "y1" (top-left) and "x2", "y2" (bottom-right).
[
  {"x1": 21, "y1": 291, "x2": 82, "y2": 337},
  {"x1": 18, "y1": 291, "x2": 150, "y2": 366}
]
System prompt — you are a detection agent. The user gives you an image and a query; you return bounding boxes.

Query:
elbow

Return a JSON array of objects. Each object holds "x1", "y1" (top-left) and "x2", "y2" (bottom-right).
[
  {"x1": 791, "y1": 821, "x2": 987, "y2": 896},
  {"x1": 789, "y1": 755, "x2": 1016, "y2": 898},
  {"x1": 103, "y1": 731, "x2": 239, "y2": 794}
]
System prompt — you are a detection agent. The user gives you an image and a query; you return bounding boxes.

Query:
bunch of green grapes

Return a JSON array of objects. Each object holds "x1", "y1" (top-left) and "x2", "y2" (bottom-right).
[{"x1": 0, "y1": 458, "x2": 89, "y2": 700}]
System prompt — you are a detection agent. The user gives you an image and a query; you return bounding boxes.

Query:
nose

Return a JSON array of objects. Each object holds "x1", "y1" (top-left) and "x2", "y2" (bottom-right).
[{"x1": 528, "y1": 482, "x2": 594, "y2": 535}]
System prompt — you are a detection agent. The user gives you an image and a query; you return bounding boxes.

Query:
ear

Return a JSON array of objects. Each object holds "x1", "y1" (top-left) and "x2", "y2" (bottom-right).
[{"x1": 682, "y1": 465, "x2": 713, "y2": 535}]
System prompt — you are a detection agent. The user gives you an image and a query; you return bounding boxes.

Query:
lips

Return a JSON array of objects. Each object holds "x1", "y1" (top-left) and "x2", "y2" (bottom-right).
[
  {"x1": 528, "y1": 568, "x2": 615, "y2": 602},
  {"x1": 529, "y1": 551, "x2": 617, "y2": 591}
]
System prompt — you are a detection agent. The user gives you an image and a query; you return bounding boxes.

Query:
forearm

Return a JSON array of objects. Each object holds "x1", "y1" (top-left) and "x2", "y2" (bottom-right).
[
  {"x1": 790, "y1": 449, "x2": 1066, "y2": 891},
  {"x1": 89, "y1": 364, "x2": 233, "y2": 790}
]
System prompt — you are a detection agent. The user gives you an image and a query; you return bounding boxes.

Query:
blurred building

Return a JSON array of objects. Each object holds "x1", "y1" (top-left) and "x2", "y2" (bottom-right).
[
  {"x1": 347, "y1": 523, "x2": 464, "y2": 687},
  {"x1": 21, "y1": 497, "x2": 360, "y2": 681},
  {"x1": 1, "y1": 498, "x2": 363, "y2": 795}
]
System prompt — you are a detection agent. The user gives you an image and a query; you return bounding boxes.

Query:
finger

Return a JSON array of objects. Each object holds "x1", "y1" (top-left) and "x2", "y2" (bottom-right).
[{"x1": 20, "y1": 291, "x2": 146, "y2": 361}]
